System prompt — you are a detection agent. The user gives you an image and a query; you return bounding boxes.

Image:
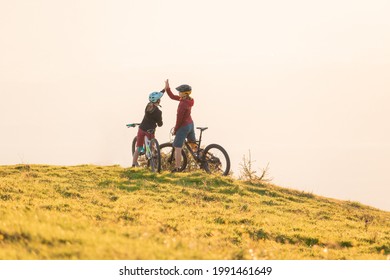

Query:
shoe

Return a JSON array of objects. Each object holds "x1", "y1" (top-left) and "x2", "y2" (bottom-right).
[
  {"x1": 131, "y1": 163, "x2": 140, "y2": 168},
  {"x1": 171, "y1": 168, "x2": 181, "y2": 173}
]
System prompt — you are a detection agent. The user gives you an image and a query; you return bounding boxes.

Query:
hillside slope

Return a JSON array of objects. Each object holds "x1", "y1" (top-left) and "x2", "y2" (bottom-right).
[{"x1": 0, "y1": 164, "x2": 389, "y2": 260}]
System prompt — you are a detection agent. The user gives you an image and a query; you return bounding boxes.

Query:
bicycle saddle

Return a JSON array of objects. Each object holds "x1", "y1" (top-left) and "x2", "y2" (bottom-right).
[{"x1": 196, "y1": 127, "x2": 208, "y2": 132}]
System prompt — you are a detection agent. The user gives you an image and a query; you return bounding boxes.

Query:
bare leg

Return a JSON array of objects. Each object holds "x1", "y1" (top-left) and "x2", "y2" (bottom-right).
[
  {"x1": 132, "y1": 149, "x2": 139, "y2": 166},
  {"x1": 175, "y1": 147, "x2": 182, "y2": 169}
]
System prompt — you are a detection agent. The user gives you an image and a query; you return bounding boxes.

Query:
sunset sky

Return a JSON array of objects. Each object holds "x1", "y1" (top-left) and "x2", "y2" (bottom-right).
[{"x1": 1, "y1": 0, "x2": 389, "y2": 211}]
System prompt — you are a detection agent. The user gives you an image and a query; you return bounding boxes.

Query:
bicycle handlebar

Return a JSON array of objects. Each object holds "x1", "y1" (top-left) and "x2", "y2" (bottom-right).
[{"x1": 126, "y1": 123, "x2": 140, "y2": 128}]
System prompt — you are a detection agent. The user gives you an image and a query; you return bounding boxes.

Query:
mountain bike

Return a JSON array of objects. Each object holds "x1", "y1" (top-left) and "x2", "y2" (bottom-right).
[
  {"x1": 126, "y1": 123, "x2": 161, "y2": 172},
  {"x1": 159, "y1": 127, "x2": 231, "y2": 176}
]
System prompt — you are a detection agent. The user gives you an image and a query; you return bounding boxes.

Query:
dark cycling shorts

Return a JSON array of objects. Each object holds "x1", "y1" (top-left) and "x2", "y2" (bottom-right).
[{"x1": 173, "y1": 123, "x2": 196, "y2": 148}]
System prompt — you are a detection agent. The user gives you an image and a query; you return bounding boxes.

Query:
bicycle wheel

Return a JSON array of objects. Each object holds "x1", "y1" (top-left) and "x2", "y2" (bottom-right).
[
  {"x1": 202, "y1": 144, "x2": 231, "y2": 176},
  {"x1": 148, "y1": 138, "x2": 161, "y2": 172},
  {"x1": 131, "y1": 136, "x2": 137, "y2": 155},
  {"x1": 159, "y1": 142, "x2": 187, "y2": 171}
]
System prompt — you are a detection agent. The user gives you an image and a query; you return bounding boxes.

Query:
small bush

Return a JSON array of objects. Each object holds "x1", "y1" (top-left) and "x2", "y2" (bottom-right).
[{"x1": 239, "y1": 151, "x2": 272, "y2": 183}]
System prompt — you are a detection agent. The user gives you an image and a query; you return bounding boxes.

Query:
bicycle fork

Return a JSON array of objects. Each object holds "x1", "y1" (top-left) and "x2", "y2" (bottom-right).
[{"x1": 144, "y1": 136, "x2": 152, "y2": 159}]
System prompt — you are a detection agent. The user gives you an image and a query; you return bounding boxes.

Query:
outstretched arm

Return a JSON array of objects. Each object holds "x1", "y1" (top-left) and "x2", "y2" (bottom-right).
[{"x1": 165, "y1": 79, "x2": 180, "y2": 101}]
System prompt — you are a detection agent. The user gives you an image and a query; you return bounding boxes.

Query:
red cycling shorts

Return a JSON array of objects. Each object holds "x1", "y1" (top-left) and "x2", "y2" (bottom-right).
[{"x1": 136, "y1": 128, "x2": 155, "y2": 147}]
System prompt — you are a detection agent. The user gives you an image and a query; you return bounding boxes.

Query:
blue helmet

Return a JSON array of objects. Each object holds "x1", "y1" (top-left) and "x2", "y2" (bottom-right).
[{"x1": 149, "y1": 91, "x2": 164, "y2": 103}]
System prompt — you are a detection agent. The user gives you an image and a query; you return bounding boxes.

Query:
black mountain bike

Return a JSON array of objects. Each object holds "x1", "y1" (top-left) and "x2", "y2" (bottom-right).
[
  {"x1": 126, "y1": 123, "x2": 161, "y2": 172},
  {"x1": 159, "y1": 127, "x2": 231, "y2": 176}
]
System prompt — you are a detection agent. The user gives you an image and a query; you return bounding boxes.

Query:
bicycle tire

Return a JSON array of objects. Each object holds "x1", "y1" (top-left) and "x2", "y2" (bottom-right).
[
  {"x1": 159, "y1": 142, "x2": 187, "y2": 171},
  {"x1": 202, "y1": 144, "x2": 231, "y2": 176},
  {"x1": 131, "y1": 136, "x2": 137, "y2": 155},
  {"x1": 149, "y1": 138, "x2": 161, "y2": 172}
]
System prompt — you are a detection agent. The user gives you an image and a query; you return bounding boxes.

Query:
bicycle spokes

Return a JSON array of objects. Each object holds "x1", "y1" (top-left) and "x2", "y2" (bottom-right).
[
  {"x1": 202, "y1": 144, "x2": 230, "y2": 176},
  {"x1": 204, "y1": 153, "x2": 222, "y2": 171},
  {"x1": 159, "y1": 143, "x2": 187, "y2": 171},
  {"x1": 147, "y1": 139, "x2": 161, "y2": 172}
]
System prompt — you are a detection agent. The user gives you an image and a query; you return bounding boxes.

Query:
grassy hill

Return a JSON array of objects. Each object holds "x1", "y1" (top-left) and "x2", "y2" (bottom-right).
[{"x1": 0, "y1": 164, "x2": 389, "y2": 260}]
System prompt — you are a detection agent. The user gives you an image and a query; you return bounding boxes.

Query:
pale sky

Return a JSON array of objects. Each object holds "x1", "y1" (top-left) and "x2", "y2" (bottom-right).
[{"x1": 1, "y1": 0, "x2": 389, "y2": 211}]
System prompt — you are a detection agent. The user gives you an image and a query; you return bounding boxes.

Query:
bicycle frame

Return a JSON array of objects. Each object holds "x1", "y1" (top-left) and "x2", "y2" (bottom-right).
[
  {"x1": 183, "y1": 128, "x2": 206, "y2": 163},
  {"x1": 144, "y1": 135, "x2": 152, "y2": 159},
  {"x1": 184, "y1": 142, "x2": 200, "y2": 160}
]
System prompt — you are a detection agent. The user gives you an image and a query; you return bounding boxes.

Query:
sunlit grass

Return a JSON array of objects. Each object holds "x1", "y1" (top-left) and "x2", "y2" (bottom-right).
[{"x1": 0, "y1": 164, "x2": 389, "y2": 259}]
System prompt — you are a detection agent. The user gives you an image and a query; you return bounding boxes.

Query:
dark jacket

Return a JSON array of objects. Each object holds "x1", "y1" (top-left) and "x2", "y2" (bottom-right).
[{"x1": 139, "y1": 103, "x2": 163, "y2": 132}]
